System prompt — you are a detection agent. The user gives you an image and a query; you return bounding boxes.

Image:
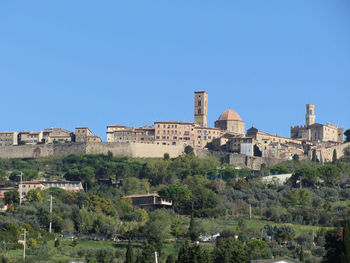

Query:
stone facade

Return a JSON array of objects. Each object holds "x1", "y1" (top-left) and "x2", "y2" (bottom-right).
[
  {"x1": 155, "y1": 121, "x2": 195, "y2": 146},
  {"x1": 18, "y1": 131, "x2": 43, "y2": 145},
  {"x1": 42, "y1": 128, "x2": 74, "y2": 144},
  {"x1": 194, "y1": 91, "x2": 207, "y2": 127},
  {"x1": 75, "y1": 127, "x2": 101, "y2": 143},
  {"x1": 0, "y1": 131, "x2": 18, "y2": 146},
  {"x1": 291, "y1": 104, "x2": 343, "y2": 143},
  {"x1": 107, "y1": 126, "x2": 155, "y2": 144}
]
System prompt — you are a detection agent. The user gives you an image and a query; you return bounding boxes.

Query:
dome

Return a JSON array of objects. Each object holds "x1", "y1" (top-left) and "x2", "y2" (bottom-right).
[{"x1": 218, "y1": 109, "x2": 242, "y2": 121}]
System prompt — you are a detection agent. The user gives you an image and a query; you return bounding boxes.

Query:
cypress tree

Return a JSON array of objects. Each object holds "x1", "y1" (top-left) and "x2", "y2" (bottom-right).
[
  {"x1": 125, "y1": 240, "x2": 135, "y2": 263},
  {"x1": 312, "y1": 149, "x2": 318, "y2": 162},
  {"x1": 189, "y1": 214, "x2": 199, "y2": 241},
  {"x1": 341, "y1": 220, "x2": 350, "y2": 263},
  {"x1": 299, "y1": 246, "x2": 304, "y2": 262},
  {"x1": 332, "y1": 149, "x2": 338, "y2": 164},
  {"x1": 166, "y1": 254, "x2": 175, "y2": 263}
]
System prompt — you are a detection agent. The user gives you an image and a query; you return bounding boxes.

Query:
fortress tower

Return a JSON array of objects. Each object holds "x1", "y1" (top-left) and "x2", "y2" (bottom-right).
[
  {"x1": 305, "y1": 104, "x2": 316, "y2": 127},
  {"x1": 194, "y1": 91, "x2": 207, "y2": 127}
]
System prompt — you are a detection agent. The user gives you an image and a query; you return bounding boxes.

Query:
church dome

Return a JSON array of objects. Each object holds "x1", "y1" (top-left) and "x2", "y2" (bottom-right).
[{"x1": 218, "y1": 109, "x2": 242, "y2": 121}]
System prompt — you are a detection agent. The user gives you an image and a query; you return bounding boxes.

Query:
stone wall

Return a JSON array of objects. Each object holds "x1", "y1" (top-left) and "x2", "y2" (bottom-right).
[
  {"x1": 86, "y1": 142, "x2": 185, "y2": 158},
  {"x1": 312, "y1": 142, "x2": 350, "y2": 163},
  {"x1": 212, "y1": 151, "x2": 282, "y2": 170},
  {"x1": 0, "y1": 142, "x2": 185, "y2": 159}
]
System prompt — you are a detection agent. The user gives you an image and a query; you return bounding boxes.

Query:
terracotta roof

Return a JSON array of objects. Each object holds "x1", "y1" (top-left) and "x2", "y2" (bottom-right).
[
  {"x1": 22, "y1": 181, "x2": 43, "y2": 184},
  {"x1": 218, "y1": 109, "x2": 242, "y2": 121},
  {"x1": 155, "y1": 121, "x2": 194, "y2": 125}
]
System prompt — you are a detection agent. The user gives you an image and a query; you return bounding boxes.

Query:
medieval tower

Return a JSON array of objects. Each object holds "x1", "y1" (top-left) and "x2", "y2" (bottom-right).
[
  {"x1": 305, "y1": 104, "x2": 316, "y2": 127},
  {"x1": 194, "y1": 91, "x2": 207, "y2": 127}
]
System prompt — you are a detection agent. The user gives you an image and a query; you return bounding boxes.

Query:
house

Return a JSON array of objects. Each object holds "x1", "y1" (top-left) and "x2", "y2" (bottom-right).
[
  {"x1": 0, "y1": 186, "x2": 16, "y2": 199},
  {"x1": 42, "y1": 180, "x2": 84, "y2": 192},
  {"x1": 122, "y1": 193, "x2": 172, "y2": 209}
]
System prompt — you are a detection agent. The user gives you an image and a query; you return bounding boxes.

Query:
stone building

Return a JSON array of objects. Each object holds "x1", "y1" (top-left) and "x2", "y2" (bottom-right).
[
  {"x1": 247, "y1": 127, "x2": 307, "y2": 159},
  {"x1": 75, "y1": 127, "x2": 102, "y2": 142},
  {"x1": 194, "y1": 126, "x2": 222, "y2": 148},
  {"x1": 18, "y1": 131, "x2": 43, "y2": 145},
  {"x1": 42, "y1": 128, "x2": 74, "y2": 144},
  {"x1": 0, "y1": 131, "x2": 18, "y2": 146},
  {"x1": 194, "y1": 91, "x2": 207, "y2": 127},
  {"x1": 155, "y1": 121, "x2": 195, "y2": 146},
  {"x1": 214, "y1": 109, "x2": 245, "y2": 135},
  {"x1": 106, "y1": 125, "x2": 128, "y2": 142},
  {"x1": 291, "y1": 104, "x2": 344, "y2": 143},
  {"x1": 106, "y1": 125, "x2": 155, "y2": 144}
]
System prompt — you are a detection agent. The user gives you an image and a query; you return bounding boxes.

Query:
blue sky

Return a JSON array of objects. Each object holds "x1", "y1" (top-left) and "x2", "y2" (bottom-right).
[{"x1": 0, "y1": 1, "x2": 349, "y2": 140}]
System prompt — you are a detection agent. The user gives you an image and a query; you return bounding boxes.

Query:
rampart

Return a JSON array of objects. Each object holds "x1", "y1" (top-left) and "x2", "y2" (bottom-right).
[{"x1": 0, "y1": 142, "x2": 187, "y2": 159}]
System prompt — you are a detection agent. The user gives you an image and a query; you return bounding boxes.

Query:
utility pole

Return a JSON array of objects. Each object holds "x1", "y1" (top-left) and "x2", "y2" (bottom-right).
[
  {"x1": 154, "y1": 251, "x2": 158, "y2": 263},
  {"x1": 22, "y1": 228, "x2": 27, "y2": 262},
  {"x1": 249, "y1": 204, "x2": 252, "y2": 220},
  {"x1": 18, "y1": 172, "x2": 23, "y2": 206},
  {"x1": 49, "y1": 195, "x2": 53, "y2": 233},
  {"x1": 300, "y1": 176, "x2": 302, "y2": 189}
]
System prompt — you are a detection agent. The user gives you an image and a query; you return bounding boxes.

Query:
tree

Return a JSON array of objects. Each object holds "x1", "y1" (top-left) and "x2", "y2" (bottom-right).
[
  {"x1": 184, "y1": 146, "x2": 194, "y2": 155},
  {"x1": 341, "y1": 220, "x2": 350, "y2": 263},
  {"x1": 294, "y1": 167, "x2": 318, "y2": 186},
  {"x1": 299, "y1": 246, "x2": 304, "y2": 262},
  {"x1": 323, "y1": 229, "x2": 343, "y2": 263},
  {"x1": 26, "y1": 189, "x2": 43, "y2": 203},
  {"x1": 54, "y1": 238, "x2": 60, "y2": 247},
  {"x1": 214, "y1": 237, "x2": 248, "y2": 263},
  {"x1": 312, "y1": 149, "x2": 318, "y2": 162},
  {"x1": 125, "y1": 240, "x2": 135, "y2": 263},
  {"x1": 318, "y1": 165, "x2": 341, "y2": 186},
  {"x1": 188, "y1": 214, "x2": 200, "y2": 242},
  {"x1": 344, "y1": 129, "x2": 350, "y2": 143},
  {"x1": 136, "y1": 241, "x2": 155, "y2": 263},
  {"x1": 158, "y1": 184, "x2": 192, "y2": 213},
  {"x1": 247, "y1": 240, "x2": 270, "y2": 260},
  {"x1": 284, "y1": 189, "x2": 311, "y2": 207},
  {"x1": 166, "y1": 255, "x2": 175, "y2": 263},
  {"x1": 332, "y1": 149, "x2": 338, "y2": 164},
  {"x1": 292, "y1": 154, "x2": 299, "y2": 162},
  {"x1": 4, "y1": 190, "x2": 19, "y2": 205},
  {"x1": 164, "y1": 153, "x2": 170, "y2": 160}
]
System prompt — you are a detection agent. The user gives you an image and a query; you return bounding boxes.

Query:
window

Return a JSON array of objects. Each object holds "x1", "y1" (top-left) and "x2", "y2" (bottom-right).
[
  {"x1": 198, "y1": 109, "x2": 201, "y2": 114},
  {"x1": 198, "y1": 100, "x2": 201, "y2": 106}
]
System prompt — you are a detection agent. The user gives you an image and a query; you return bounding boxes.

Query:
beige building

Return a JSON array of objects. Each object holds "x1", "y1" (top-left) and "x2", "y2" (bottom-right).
[
  {"x1": 107, "y1": 125, "x2": 155, "y2": 144},
  {"x1": 194, "y1": 126, "x2": 222, "y2": 148},
  {"x1": 75, "y1": 127, "x2": 102, "y2": 142},
  {"x1": 42, "y1": 128, "x2": 74, "y2": 144},
  {"x1": 18, "y1": 131, "x2": 43, "y2": 145},
  {"x1": 247, "y1": 127, "x2": 307, "y2": 159},
  {"x1": 106, "y1": 125, "x2": 128, "y2": 142},
  {"x1": 20, "y1": 181, "x2": 45, "y2": 198},
  {"x1": 0, "y1": 131, "x2": 18, "y2": 146},
  {"x1": 42, "y1": 180, "x2": 84, "y2": 192},
  {"x1": 291, "y1": 104, "x2": 344, "y2": 143},
  {"x1": 155, "y1": 121, "x2": 195, "y2": 146},
  {"x1": 194, "y1": 91, "x2": 208, "y2": 127},
  {"x1": 215, "y1": 109, "x2": 245, "y2": 135}
]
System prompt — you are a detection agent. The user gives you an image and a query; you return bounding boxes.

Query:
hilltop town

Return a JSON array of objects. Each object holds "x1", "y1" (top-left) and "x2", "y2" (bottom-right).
[{"x1": 0, "y1": 91, "x2": 348, "y2": 166}]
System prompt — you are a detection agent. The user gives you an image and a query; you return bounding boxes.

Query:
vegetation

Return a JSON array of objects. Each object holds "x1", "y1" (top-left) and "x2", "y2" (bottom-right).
[{"x1": 0, "y1": 151, "x2": 349, "y2": 262}]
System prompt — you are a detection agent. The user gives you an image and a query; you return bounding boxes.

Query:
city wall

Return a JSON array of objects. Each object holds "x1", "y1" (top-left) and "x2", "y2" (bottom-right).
[{"x1": 0, "y1": 142, "x2": 187, "y2": 159}]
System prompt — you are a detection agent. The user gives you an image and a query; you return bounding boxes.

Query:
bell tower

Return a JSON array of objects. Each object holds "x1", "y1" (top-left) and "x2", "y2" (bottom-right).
[
  {"x1": 305, "y1": 104, "x2": 315, "y2": 127},
  {"x1": 194, "y1": 91, "x2": 207, "y2": 127}
]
